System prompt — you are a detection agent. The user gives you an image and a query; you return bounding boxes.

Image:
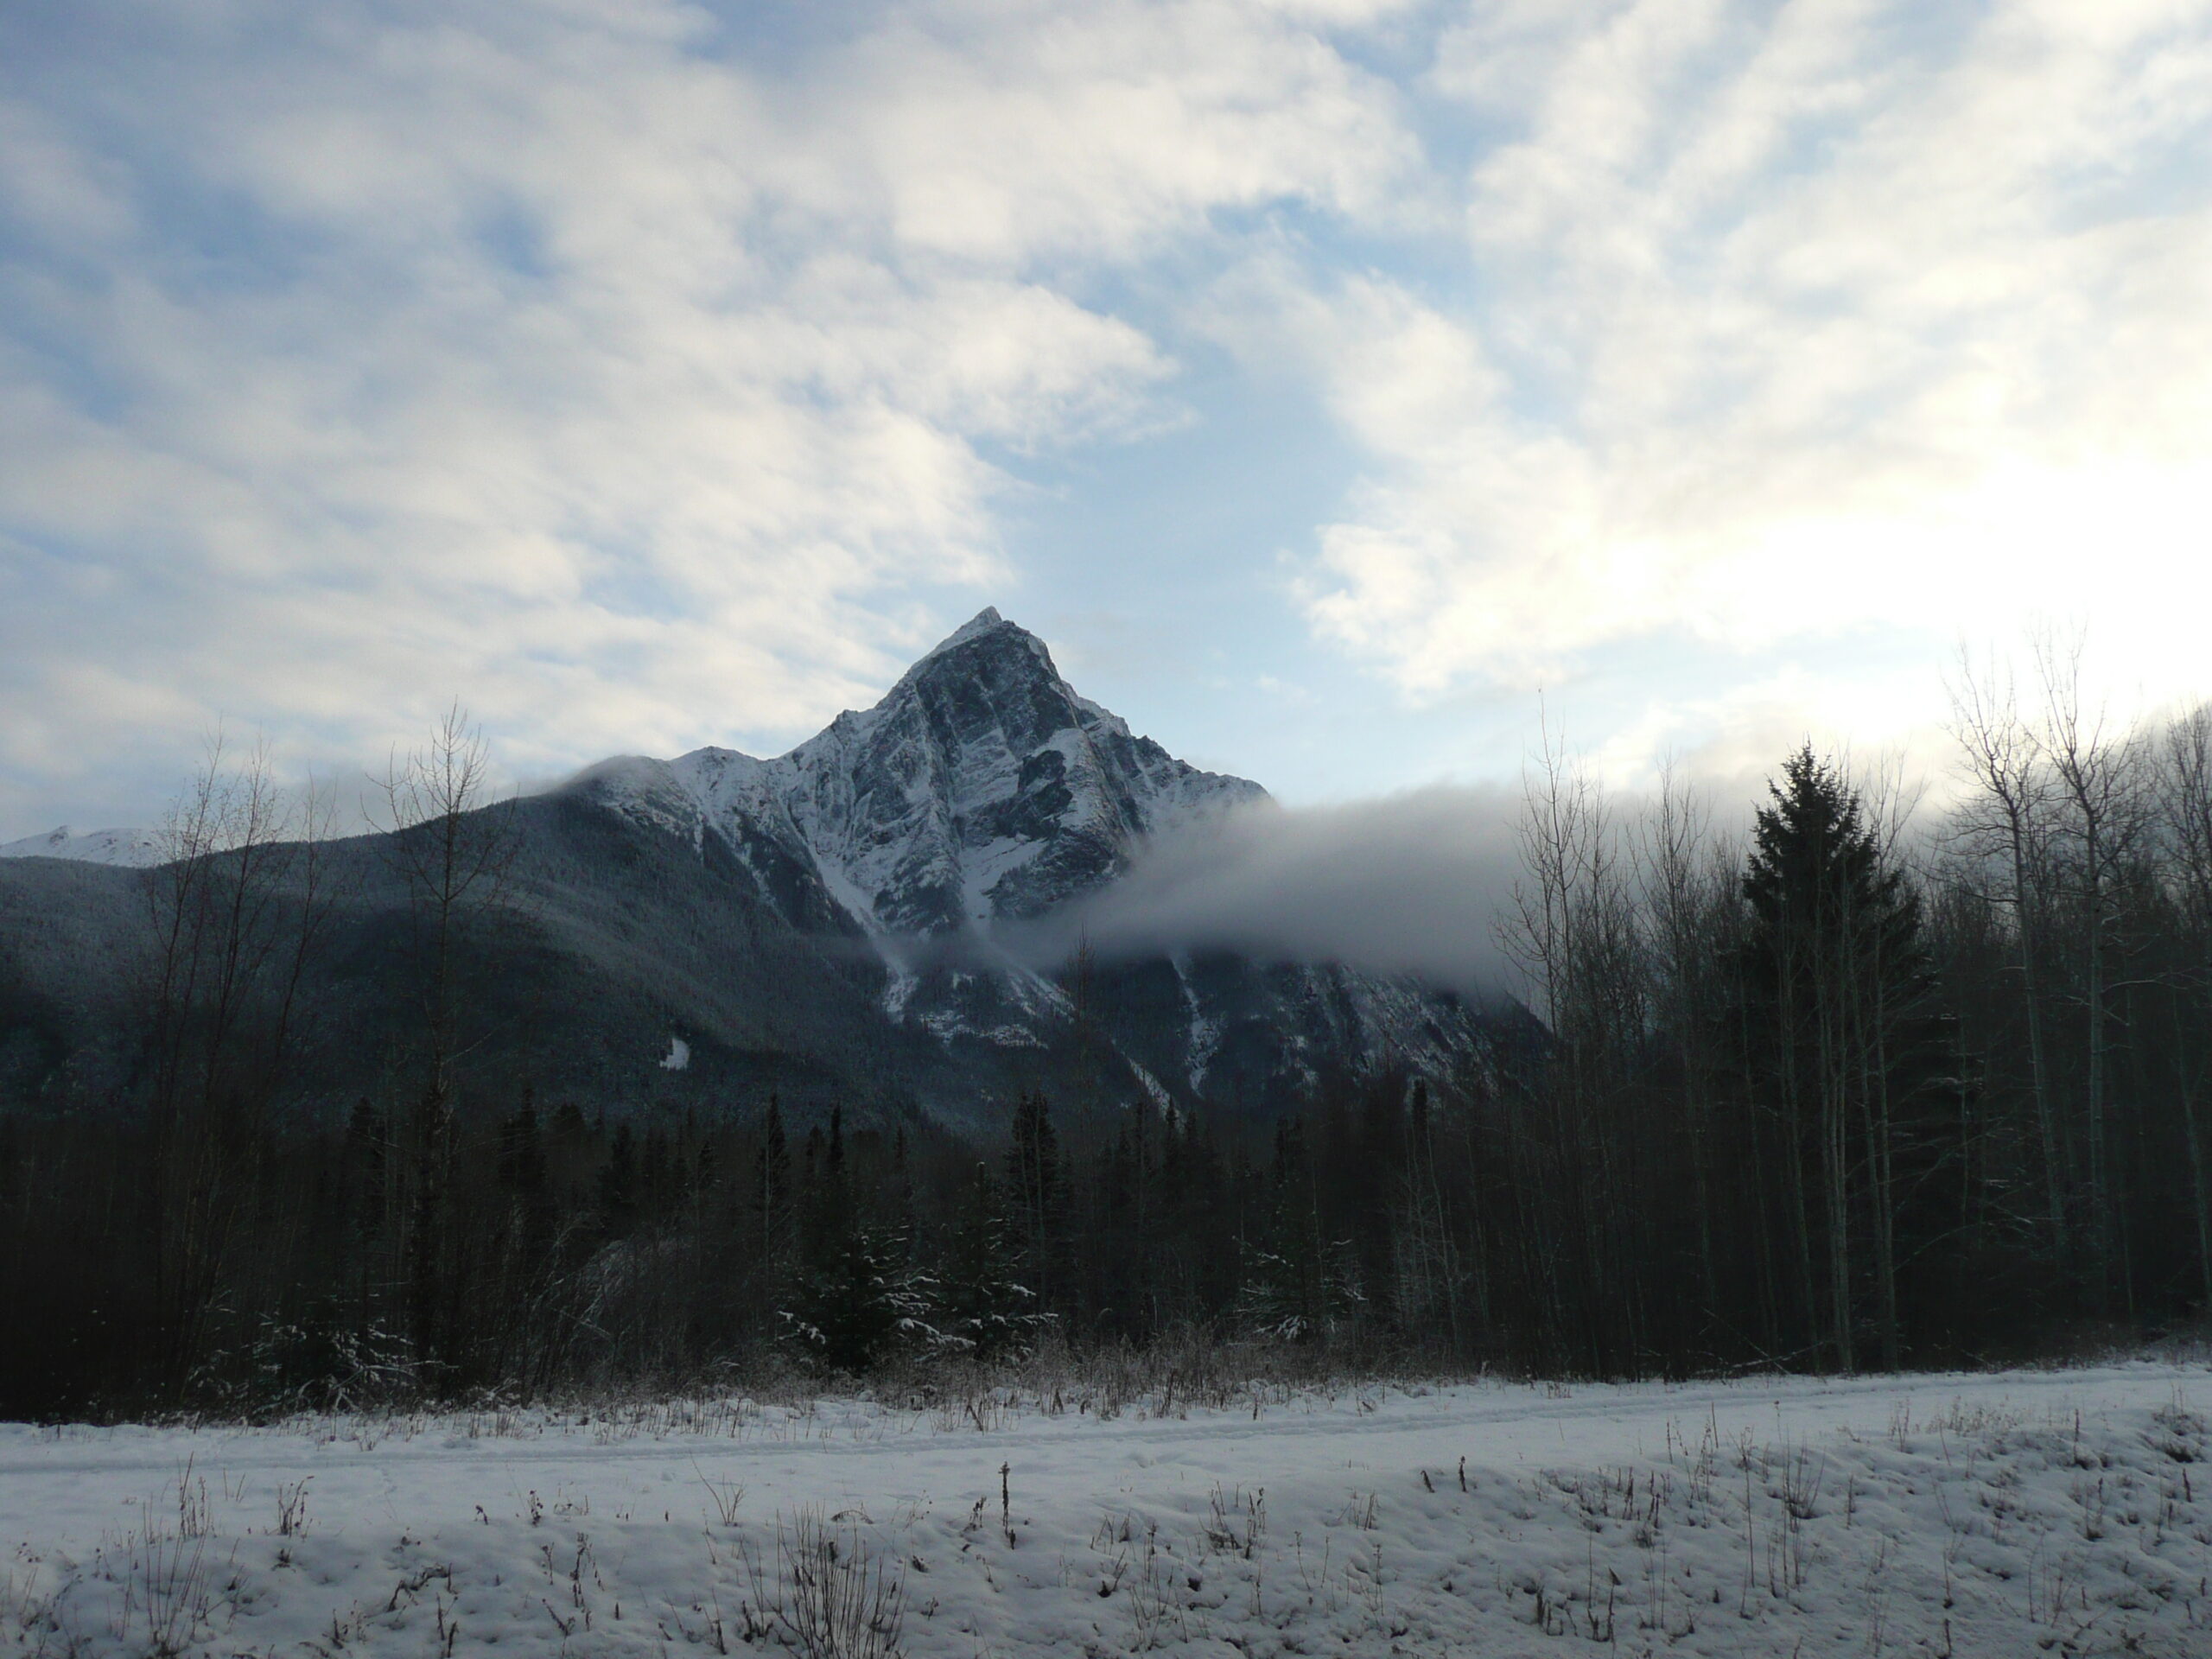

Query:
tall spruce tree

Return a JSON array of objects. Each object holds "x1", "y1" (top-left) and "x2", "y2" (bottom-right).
[
  {"x1": 780, "y1": 1106, "x2": 931, "y2": 1372},
  {"x1": 753, "y1": 1094, "x2": 794, "y2": 1269},
  {"x1": 1005, "y1": 1090, "x2": 1065, "y2": 1314},
  {"x1": 1738, "y1": 747, "x2": 1946, "y2": 1370},
  {"x1": 936, "y1": 1162, "x2": 1043, "y2": 1362},
  {"x1": 596, "y1": 1122, "x2": 639, "y2": 1240}
]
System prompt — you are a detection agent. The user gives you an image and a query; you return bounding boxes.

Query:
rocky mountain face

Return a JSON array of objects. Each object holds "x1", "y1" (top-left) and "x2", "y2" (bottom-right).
[
  {"x1": 0, "y1": 612, "x2": 1512, "y2": 1129},
  {"x1": 568, "y1": 610, "x2": 1504, "y2": 1117},
  {"x1": 595, "y1": 610, "x2": 1262, "y2": 925},
  {"x1": 580, "y1": 610, "x2": 1269, "y2": 1054}
]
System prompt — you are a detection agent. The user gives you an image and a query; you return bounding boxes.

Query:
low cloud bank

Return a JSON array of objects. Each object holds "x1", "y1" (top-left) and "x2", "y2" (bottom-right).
[{"x1": 1029, "y1": 789, "x2": 1524, "y2": 997}]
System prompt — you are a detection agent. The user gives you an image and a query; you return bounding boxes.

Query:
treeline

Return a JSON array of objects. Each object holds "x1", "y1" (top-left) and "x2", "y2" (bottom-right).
[
  {"x1": 0, "y1": 1077, "x2": 1255, "y2": 1414},
  {"x1": 7, "y1": 664, "x2": 2212, "y2": 1416},
  {"x1": 1469, "y1": 653, "x2": 2212, "y2": 1376}
]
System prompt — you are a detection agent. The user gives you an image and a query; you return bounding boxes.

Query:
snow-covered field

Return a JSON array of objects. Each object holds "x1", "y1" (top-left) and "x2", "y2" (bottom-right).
[{"x1": 5, "y1": 1363, "x2": 2210, "y2": 1656}]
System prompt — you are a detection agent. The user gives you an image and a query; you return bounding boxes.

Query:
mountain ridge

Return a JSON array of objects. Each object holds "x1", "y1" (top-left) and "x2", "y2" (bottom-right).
[
  {"x1": 0, "y1": 825, "x2": 162, "y2": 866},
  {"x1": 0, "y1": 611, "x2": 1513, "y2": 1128}
]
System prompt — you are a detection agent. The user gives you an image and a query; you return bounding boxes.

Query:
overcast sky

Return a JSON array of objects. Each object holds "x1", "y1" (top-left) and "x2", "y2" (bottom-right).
[{"x1": 4, "y1": 0, "x2": 2210, "y2": 834}]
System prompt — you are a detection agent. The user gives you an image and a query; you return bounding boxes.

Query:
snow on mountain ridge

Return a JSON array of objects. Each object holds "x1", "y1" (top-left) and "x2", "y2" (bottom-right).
[
  {"x1": 0, "y1": 825, "x2": 161, "y2": 867},
  {"x1": 901, "y1": 603, "x2": 1028, "y2": 672},
  {"x1": 630, "y1": 609, "x2": 1266, "y2": 943},
  {"x1": 567, "y1": 613, "x2": 1504, "y2": 1097}
]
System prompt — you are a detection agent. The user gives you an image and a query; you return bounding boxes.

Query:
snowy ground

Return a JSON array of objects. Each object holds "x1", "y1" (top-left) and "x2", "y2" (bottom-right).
[{"x1": 5, "y1": 1363, "x2": 2211, "y2": 1656}]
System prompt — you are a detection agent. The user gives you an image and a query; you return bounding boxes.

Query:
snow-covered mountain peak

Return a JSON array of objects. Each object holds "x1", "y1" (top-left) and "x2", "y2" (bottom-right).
[
  {"x1": 887, "y1": 606, "x2": 1059, "y2": 709},
  {"x1": 595, "y1": 611, "x2": 1265, "y2": 946},
  {"x1": 919, "y1": 606, "x2": 1017, "y2": 661}
]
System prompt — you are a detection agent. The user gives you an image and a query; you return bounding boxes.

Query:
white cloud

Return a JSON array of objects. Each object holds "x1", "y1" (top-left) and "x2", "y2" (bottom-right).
[
  {"x1": 8, "y1": 0, "x2": 2206, "y2": 830},
  {"x1": 1029, "y1": 785, "x2": 1525, "y2": 993},
  {"x1": 0, "y1": 0, "x2": 1417, "y2": 825},
  {"x1": 1301, "y1": 0, "x2": 2212, "y2": 756}
]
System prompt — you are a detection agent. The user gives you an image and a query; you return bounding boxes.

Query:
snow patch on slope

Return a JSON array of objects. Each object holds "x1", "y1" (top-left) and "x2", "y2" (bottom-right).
[
  {"x1": 1172, "y1": 950, "x2": 1221, "y2": 1095},
  {"x1": 583, "y1": 612, "x2": 1269, "y2": 1057}
]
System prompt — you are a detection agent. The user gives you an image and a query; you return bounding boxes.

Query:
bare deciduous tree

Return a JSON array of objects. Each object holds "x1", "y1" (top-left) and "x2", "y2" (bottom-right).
[
  {"x1": 369, "y1": 703, "x2": 523, "y2": 1366},
  {"x1": 1637, "y1": 766, "x2": 1729, "y2": 1330},
  {"x1": 143, "y1": 734, "x2": 334, "y2": 1385},
  {"x1": 1500, "y1": 716, "x2": 1649, "y2": 1370},
  {"x1": 1948, "y1": 645, "x2": 2066, "y2": 1247},
  {"x1": 2034, "y1": 628, "x2": 2149, "y2": 1307}
]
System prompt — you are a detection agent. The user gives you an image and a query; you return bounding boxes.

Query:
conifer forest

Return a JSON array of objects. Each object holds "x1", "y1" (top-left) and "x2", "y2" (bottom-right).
[{"x1": 8, "y1": 677, "x2": 2212, "y2": 1421}]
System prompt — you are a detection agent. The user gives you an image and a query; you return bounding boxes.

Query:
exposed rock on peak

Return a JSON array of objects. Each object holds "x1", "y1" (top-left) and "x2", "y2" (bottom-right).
[
  {"x1": 562, "y1": 610, "x2": 1501, "y2": 1117},
  {"x1": 912, "y1": 605, "x2": 1023, "y2": 665},
  {"x1": 595, "y1": 610, "x2": 1264, "y2": 940}
]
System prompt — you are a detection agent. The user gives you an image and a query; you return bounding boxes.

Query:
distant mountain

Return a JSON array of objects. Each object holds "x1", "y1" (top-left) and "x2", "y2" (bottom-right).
[
  {"x1": 0, "y1": 613, "x2": 1514, "y2": 1129},
  {"x1": 0, "y1": 826, "x2": 159, "y2": 866},
  {"x1": 664, "y1": 607, "x2": 1267, "y2": 932},
  {"x1": 579, "y1": 608, "x2": 1267, "y2": 1055}
]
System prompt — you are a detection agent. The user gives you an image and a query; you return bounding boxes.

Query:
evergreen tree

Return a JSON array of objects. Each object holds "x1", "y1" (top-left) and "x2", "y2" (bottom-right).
[
  {"x1": 495, "y1": 1103, "x2": 546, "y2": 1199},
  {"x1": 641, "y1": 1126, "x2": 675, "y2": 1218},
  {"x1": 494, "y1": 1101, "x2": 551, "y2": 1270},
  {"x1": 404, "y1": 1084, "x2": 456, "y2": 1364},
  {"x1": 805, "y1": 1105, "x2": 851, "y2": 1264},
  {"x1": 753, "y1": 1093, "x2": 794, "y2": 1266},
  {"x1": 1005, "y1": 1090, "x2": 1065, "y2": 1313},
  {"x1": 342, "y1": 1097, "x2": 389, "y2": 1322},
  {"x1": 597, "y1": 1122, "x2": 639, "y2": 1240},
  {"x1": 1236, "y1": 1119, "x2": 1342, "y2": 1340},
  {"x1": 779, "y1": 1225, "x2": 931, "y2": 1373},
  {"x1": 1738, "y1": 747, "x2": 1947, "y2": 1370},
  {"x1": 935, "y1": 1162, "x2": 1044, "y2": 1362},
  {"x1": 779, "y1": 1104, "x2": 932, "y2": 1372}
]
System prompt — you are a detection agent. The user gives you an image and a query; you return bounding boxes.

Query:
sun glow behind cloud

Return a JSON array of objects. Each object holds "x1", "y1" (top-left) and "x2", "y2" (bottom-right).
[
  {"x1": 1299, "y1": 0, "x2": 2212, "y2": 729},
  {"x1": 1, "y1": 0, "x2": 2209, "y2": 829}
]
